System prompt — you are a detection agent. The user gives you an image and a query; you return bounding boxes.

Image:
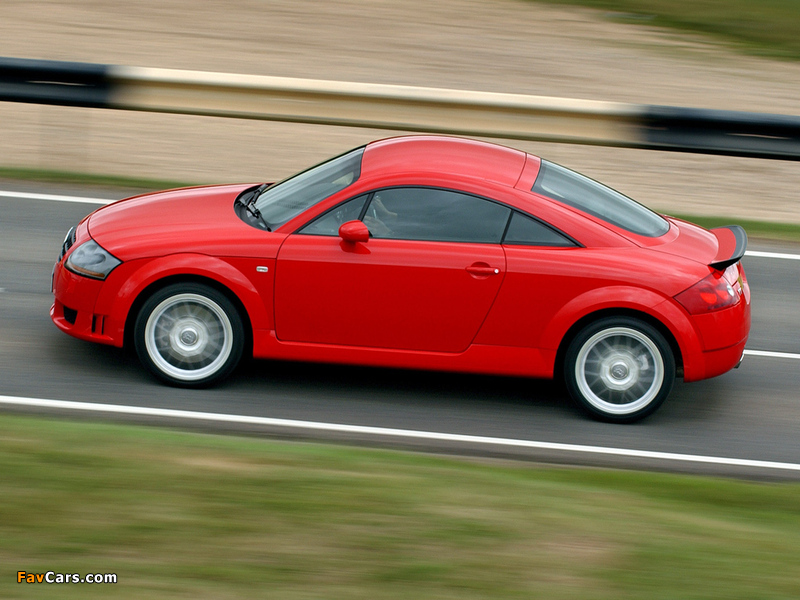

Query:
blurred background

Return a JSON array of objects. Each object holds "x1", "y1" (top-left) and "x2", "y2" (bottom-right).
[{"x1": 1, "y1": 0, "x2": 800, "y2": 222}]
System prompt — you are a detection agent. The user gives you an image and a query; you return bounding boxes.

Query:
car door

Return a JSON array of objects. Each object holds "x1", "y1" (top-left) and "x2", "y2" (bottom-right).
[{"x1": 274, "y1": 187, "x2": 510, "y2": 353}]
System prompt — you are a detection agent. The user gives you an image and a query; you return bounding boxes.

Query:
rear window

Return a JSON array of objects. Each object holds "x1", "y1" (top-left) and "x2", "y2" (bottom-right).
[{"x1": 532, "y1": 160, "x2": 669, "y2": 237}]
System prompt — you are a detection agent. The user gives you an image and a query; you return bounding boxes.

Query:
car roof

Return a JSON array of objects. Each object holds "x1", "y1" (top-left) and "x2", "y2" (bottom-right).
[{"x1": 361, "y1": 136, "x2": 529, "y2": 187}]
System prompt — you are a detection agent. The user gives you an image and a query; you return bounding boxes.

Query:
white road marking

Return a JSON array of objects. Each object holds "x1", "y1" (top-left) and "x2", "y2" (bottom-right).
[
  {"x1": 745, "y1": 250, "x2": 800, "y2": 261},
  {"x1": 0, "y1": 190, "x2": 112, "y2": 205},
  {"x1": 1, "y1": 394, "x2": 799, "y2": 473},
  {"x1": 743, "y1": 349, "x2": 800, "y2": 360}
]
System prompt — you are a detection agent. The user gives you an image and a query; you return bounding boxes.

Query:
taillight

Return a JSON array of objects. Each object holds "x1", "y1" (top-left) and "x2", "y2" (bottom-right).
[{"x1": 675, "y1": 268, "x2": 741, "y2": 314}]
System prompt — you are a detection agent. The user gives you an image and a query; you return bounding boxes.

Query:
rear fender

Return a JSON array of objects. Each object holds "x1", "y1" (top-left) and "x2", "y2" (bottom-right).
[{"x1": 540, "y1": 285, "x2": 704, "y2": 378}]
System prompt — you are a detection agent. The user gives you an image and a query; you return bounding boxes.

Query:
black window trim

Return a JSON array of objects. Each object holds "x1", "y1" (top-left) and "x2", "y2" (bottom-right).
[{"x1": 296, "y1": 184, "x2": 583, "y2": 248}]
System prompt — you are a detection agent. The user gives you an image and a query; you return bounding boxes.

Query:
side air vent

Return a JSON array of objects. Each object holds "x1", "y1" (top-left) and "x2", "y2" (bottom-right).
[{"x1": 63, "y1": 306, "x2": 78, "y2": 325}]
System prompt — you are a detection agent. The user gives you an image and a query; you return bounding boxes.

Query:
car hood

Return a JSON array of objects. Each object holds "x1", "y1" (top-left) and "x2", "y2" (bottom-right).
[
  {"x1": 87, "y1": 184, "x2": 277, "y2": 261},
  {"x1": 651, "y1": 217, "x2": 746, "y2": 270}
]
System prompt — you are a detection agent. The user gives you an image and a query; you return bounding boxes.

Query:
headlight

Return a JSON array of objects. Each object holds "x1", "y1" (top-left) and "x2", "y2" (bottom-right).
[{"x1": 65, "y1": 239, "x2": 121, "y2": 280}]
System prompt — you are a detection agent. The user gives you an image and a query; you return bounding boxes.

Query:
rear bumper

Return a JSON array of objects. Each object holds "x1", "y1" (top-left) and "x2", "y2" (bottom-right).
[
  {"x1": 681, "y1": 294, "x2": 750, "y2": 382},
  {"x1": 690, "y1": 338, "x2": 747, "y2": 381}
]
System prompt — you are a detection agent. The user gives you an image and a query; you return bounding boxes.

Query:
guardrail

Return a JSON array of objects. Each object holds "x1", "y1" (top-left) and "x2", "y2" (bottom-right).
[{"x1": 3, "y1": 56, "x2": 800, "y2": 160}]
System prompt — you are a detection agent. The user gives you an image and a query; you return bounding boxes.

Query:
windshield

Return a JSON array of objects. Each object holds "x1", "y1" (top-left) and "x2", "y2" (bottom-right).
[
  {"x1": 254, "y1": 147, "x2": 365, "y2": 228},
  {"x1": 533, "y1": 160, "x2": 669, "y2": 237}
]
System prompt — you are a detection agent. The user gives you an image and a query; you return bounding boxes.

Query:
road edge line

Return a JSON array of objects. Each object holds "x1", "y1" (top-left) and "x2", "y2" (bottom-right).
[{"x1": 1, "y1": 394, "x2": 799, "y2": 472}]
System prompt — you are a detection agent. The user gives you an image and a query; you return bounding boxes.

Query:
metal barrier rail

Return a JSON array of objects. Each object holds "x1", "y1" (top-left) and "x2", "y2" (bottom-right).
[{"x1": 3, "y1": 56, "x2": 800, "y2": 160}]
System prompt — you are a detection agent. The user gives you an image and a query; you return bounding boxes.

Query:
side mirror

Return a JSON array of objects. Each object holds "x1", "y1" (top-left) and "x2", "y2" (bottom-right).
[{"x1": 339, "y1": 220, "x2": 370, "y2": 243}]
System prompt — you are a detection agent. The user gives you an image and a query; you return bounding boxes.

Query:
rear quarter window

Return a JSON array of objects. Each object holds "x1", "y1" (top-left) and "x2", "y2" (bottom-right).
[{"x1": 503, "y1": 212, "x2": 576, "y2": 247}]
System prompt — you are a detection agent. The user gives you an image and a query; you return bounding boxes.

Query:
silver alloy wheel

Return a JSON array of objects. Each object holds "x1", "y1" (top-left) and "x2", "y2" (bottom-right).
[
  {"x1": 144, "y1": 293, "x2": 234, "y2": 382},
  {"x1": 574, "y1": 326, "x2": 665, "y2": 416}
]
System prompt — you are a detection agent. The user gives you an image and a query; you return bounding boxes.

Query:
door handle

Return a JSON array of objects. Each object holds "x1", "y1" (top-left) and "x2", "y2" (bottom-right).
[{"x1": 466, "y1": 264, "x2": 501, "y2": 277}]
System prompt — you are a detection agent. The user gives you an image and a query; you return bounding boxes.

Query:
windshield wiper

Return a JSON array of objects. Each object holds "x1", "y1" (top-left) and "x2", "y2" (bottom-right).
[
  {"x1": 247, "y1": 183, "x2": 270, "y2": 207},
  {"x1": 239, "y1": 184, "x2": 272, "y2": 231}
]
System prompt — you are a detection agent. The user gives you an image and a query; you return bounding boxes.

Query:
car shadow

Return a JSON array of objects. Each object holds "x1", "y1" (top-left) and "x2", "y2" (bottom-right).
[{"x1": 235, "y1": 357, "x2": 577, "y2": 416}]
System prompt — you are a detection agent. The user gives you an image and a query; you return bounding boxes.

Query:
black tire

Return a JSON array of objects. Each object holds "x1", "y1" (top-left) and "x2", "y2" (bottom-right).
[
  {"x1": 134, "y1": 283, "x2": 244, "y2": 387},
  {"x1": 564, "y1": 317, "x2": 675, "y2": 423}
]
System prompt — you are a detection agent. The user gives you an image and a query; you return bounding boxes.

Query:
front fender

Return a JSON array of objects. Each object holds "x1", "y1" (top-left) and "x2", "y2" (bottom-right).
[{"x1": 94, "y1": 253, "x2": 271, "y2": 345}]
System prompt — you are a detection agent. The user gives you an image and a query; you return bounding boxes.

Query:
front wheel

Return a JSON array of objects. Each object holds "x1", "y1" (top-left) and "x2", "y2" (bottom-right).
[
  {"x1": 564, "y1": 317, "x2": 675, "y2": 423},
  {"x1": 134, "y1": 283, "x2": 244, "y2": 387}
]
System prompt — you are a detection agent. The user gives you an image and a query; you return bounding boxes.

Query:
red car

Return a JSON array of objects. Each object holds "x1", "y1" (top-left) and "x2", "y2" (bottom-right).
[{"x1": 51, "y1": 136, "x2": 750, "y2": 422}]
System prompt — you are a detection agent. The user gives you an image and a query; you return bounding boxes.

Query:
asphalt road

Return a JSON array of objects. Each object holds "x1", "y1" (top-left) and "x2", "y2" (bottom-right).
[{"x1": 1, "y1": 184, "x2": 799, "y2": 479}]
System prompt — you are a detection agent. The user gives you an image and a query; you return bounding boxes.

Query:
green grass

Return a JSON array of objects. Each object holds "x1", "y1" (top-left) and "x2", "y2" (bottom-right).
[
  {"x1": 1, "y1": 415, "x2": 800, "y2": 599},
  {"x1": 529, "y1": 0, "x2": 800, "y2": 60},
  {"x1": 0, "y1": 166, "x2": 195, "y2": 192}
]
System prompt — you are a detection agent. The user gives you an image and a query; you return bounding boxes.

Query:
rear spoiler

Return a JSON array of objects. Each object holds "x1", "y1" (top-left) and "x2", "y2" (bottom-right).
[{"x1": 709, "y1": 225, "x2": 747, "y2": 271}]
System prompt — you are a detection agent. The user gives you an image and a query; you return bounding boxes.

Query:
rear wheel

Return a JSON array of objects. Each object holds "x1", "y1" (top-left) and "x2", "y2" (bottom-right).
[
  {"x1": 564, "y1": 317, "x2": 675, "y2": 423},
  {"x1": 134, "y1": 283, "x2": 244, "y2": 387}
]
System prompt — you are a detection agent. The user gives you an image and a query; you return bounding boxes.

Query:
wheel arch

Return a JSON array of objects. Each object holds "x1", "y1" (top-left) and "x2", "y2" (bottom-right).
[
  {"x1": 553, "y1": 307, "x2": 684, "y2": 382},
  {"x1": 123, "y1": 274, "x2": 253, "y2": 357}
]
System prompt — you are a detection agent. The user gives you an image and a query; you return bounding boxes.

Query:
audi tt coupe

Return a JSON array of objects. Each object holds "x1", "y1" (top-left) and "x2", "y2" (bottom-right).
[{"x1": 51, "y1": 136, "x2": 751, "y2": 422}]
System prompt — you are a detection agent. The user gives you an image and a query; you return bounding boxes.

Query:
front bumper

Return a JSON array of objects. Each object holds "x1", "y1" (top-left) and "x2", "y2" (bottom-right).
[{"x1": 51, "y1": 259, "x2": 118, "y2": 346}]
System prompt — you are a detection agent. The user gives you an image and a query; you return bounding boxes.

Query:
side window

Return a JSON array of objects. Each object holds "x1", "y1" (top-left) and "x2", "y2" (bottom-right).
[
  {"x1": 298, "y1": 195, "x2": 369, "y2": 236},
  {"x1": 364, "y1": 187, "x2": 511, "y2": 244},
  {"x1": 503, "y1": 212, "x2": 576, "y2": 247}
]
